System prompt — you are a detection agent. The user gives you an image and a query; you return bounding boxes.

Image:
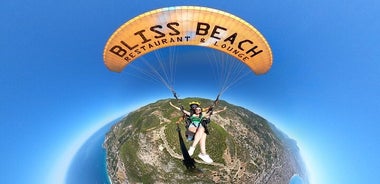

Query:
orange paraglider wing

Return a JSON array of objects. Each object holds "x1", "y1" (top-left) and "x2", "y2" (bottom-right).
[{"x1": 103, "y1": 6, "x2": 272, "y2": 75}]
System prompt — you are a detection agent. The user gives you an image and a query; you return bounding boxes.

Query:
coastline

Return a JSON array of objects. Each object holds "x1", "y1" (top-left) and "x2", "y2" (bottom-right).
[{"x1": 65, "y1": 120, "x2": 118, "y2": 183}]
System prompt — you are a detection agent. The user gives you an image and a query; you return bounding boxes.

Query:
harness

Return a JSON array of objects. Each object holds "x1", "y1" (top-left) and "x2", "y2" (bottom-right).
[
  {"x1": 184, "y1": 113, "x2": 211, "y2": 141},
  {"x1": 172, "y1": 91, "x2": 218, "y2": 141}
]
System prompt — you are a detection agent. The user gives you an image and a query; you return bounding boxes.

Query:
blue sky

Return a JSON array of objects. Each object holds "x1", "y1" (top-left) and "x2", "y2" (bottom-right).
[{"x1": 1, "y1": 0, "x2": 379, "y2": 184}]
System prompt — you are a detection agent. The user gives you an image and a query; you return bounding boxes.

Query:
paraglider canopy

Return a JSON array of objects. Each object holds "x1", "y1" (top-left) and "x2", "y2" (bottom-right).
[{"x1": 103, "y1": 6, "x2": 272, "y2": 75}]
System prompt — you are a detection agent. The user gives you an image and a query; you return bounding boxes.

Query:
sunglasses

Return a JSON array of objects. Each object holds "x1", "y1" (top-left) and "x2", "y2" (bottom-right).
[{"x1": 190, "y1": 104, "x2": 199, "y2": 109}]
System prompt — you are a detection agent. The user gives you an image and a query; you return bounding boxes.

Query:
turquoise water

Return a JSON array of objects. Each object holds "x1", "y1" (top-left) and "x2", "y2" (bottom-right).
[
  {"x1": 65, "y1": 122, "x2": 115, "y2": 184},
  {"x1": 289, "y1": 174, "x2": 305, "y2": 184}
]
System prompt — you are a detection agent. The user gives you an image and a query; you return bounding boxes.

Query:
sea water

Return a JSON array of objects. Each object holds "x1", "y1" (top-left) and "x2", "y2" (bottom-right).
[
  {"x1": 289, "y1": 174, "x2": 305, "y2": 184},
  {"x1": 65, "y1": 121, "x2": 116, "y2": 184}
]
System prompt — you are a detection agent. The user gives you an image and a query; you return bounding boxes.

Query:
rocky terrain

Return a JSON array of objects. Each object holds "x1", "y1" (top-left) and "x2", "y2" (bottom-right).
[{"x1": 103, "y1": 98, "x2": 308, "y2": 183}]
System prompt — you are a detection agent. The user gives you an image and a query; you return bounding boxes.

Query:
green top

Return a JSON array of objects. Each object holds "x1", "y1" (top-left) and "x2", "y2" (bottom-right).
[{"x1": 189, "y1": 115, "x2": 203, "y2": 127}]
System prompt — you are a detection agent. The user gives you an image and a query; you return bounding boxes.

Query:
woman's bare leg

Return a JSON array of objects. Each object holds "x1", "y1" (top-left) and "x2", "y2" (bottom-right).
[
  {"x1": 199, "y1": 132, "x2": 207, "y2": 154},
  {"x1": 191, "y1": 126, "x2": 205, "y2": 148}
]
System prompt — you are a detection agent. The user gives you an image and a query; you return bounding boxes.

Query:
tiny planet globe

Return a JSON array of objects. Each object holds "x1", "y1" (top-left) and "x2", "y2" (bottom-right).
[{"x1": 65, "y1": 98, "x2": 309, "y2": 184}]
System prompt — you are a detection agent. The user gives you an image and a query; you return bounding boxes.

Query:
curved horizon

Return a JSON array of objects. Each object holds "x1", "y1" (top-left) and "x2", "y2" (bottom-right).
[
  {"x1": 2, "y1": 0, "x2": 379, "y2": 184},
  {"x1": 61, "y1": 97, "x2": 312, "y2": 183}
]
